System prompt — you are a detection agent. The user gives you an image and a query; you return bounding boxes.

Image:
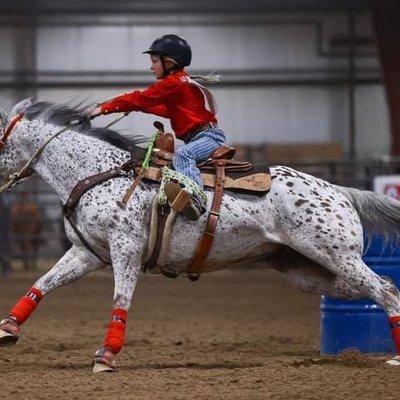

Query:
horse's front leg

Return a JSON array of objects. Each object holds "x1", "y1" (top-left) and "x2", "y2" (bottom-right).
[
  {"x1": 0, "y1": 245, "x2": 105, "y2": 346},
  {"x1": 93, "y1": 242, "x2": 143, "y2": 373}
]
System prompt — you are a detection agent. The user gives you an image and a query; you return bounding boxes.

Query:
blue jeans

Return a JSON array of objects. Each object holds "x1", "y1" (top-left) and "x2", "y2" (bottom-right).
[{"x1": 172, "y1": 128, "x2": 226, "y2": 189}]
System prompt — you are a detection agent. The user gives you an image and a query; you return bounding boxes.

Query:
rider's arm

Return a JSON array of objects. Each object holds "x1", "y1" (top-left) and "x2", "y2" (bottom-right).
[
  {"x1": 100, "y1": 78, "x2": 179, "y2": 115},
  {"x1": 141, "y1": 105, "x2": 169, "y2": 118}
]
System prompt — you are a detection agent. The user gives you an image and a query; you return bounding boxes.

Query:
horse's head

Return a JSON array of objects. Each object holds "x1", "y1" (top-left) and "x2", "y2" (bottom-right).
[{"x1": 0, "y1": 98, "x2": 34, "y2": 182}]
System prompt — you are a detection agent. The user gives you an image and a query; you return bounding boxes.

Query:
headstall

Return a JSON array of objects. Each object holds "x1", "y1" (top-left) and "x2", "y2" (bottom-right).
[{"x1": 0, "y1": 113, "x2": 24, "y2": 150}]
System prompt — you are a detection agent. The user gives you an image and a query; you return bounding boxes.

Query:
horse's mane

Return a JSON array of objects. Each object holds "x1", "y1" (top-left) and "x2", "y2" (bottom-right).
[{"x1": 24, "y1": 101, "x2": 147, "y2": 155}]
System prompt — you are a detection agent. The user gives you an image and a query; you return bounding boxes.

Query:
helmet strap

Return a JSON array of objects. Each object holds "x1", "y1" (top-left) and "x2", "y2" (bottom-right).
[
  {"x1": 160, "y1": 56, "x2": 167, "y2": 77},
  {"x1": 160, "y1": 55, "x2": 179, "y2": 77}
]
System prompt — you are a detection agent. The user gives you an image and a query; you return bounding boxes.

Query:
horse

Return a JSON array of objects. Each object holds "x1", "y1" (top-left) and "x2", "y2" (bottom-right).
[{"x1": 0, "y1": 99, "x2": 400, "y2": 373}]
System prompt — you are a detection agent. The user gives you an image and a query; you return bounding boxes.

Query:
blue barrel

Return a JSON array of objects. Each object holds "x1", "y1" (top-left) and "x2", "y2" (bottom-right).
[{"x1": 320, "y1": 235, "x2": 400, "y2": 354}]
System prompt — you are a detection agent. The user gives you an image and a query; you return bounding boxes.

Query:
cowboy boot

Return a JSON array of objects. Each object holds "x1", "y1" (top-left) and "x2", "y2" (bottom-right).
[{"x1": 164, "y1": 181, "x2": 205, "y2": 221}]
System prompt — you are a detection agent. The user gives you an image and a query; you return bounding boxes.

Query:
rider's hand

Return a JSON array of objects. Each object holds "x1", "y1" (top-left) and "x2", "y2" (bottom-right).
[{"x1": 88, "y1": 106, "x2": 102, "y2": 119}]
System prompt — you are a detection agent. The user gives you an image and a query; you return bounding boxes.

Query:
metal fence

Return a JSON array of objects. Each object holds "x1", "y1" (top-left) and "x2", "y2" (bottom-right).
[
  {"x1": 285, "y1": 158, "x2": 400, "y2": 190},
  {"x1": 0, "y1": 175, "x2": 70, "y2": 275}
]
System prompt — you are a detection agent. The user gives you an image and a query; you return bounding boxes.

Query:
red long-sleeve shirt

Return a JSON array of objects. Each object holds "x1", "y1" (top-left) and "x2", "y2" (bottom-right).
[{"x1": 101, "y1": 70, "x2": 217, "y2": 139}]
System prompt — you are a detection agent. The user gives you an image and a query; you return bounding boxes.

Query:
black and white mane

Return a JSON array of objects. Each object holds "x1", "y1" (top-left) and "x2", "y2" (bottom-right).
[{"x1": 24, "y1": 101, "x2": 147, "y2": 155}]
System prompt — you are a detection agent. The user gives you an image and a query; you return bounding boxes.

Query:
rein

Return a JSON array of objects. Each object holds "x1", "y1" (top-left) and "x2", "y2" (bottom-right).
[{"x1": 0, "y1": 112, "x2": 129, "y2": 194}]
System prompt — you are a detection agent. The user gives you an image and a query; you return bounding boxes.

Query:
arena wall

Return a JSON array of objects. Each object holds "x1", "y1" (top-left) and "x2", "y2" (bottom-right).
[{"x1": 0, "y1": 10, "x2": 388, "y2": 158}]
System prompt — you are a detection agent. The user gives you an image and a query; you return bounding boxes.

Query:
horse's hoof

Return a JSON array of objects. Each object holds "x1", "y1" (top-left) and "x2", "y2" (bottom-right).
[
  {"x1": 0, "y1": 329, "x2": 19, "y2": 347},
  {"x1": 93, "y1": 361, "x2": 115, "y2": 373},
  {"x1": 386, "y1": 355, "x2": 400, "y2": 366},
  {"x1": 92, "y1": 347, "x2": 116, "y2": 373},
  {"x1": 0, "y1": 318, "x2": 20, "y2": 347}
]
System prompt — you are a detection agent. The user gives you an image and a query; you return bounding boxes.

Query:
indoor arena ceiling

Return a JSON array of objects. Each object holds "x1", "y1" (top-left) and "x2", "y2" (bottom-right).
[{"x1": 0, "y1": 0, "x2": 373, "y2": 14}]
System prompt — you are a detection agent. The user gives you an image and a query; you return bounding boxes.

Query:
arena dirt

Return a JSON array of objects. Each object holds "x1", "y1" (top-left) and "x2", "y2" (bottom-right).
[{"x1": 0, "y1": 268, "x2": 398, "y2": 400}]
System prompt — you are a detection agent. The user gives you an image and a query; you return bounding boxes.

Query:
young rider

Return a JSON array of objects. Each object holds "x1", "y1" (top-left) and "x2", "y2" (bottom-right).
[{"x1": 89, "y1": 34, "x2": 226, "y2": 220}]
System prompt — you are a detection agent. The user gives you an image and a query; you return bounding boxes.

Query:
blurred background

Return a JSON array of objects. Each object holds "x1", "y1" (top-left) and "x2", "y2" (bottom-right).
[{"x1": 0, "y1": 0, "x2": 399, "y2": 273}]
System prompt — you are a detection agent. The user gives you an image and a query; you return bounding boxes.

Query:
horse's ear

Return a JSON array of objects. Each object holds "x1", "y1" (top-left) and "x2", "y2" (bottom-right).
[
  {"x1": 9, "y1": 97, "x2": 34, "y2": 119},
  {"x1": 0, "y1": 108, "x2": 7, "y2": 132}
]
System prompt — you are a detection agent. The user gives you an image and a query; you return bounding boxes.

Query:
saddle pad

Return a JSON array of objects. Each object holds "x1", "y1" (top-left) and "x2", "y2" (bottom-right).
[{"x1": 140, "y1": 163, "x2": 271, "y2": 196}]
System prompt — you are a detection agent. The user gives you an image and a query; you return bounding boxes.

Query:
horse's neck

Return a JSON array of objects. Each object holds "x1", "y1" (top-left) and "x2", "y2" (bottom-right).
[{"x1": 20, "y1": 120, "x2": 130, "y2": 201}]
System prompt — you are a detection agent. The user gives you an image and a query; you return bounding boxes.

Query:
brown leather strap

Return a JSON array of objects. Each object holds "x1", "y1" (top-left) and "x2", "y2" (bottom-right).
[
  {"x1": 62, "y1": 160, "x2": 137, "y2": 263},
  {"x1": 122, "y1": 168, "x2": 144, "y2": 205},
  {"x1": 0, "y1": 113, "x2": 24, "y2": 150},
  {"x1": 63, "y1": 160, "x2": 135, "y2": 218},
  {"x1": 143, "y1": 205, "x2": 171, "y2": 272},
  {"x1": 188, "y1": 161, "x2": 226, "y2": 280},
  {"x1": 198, "y1": 159, "x2": 252, "y2": 172},
  {"x1": 63, "y1": 166, "x2": 123, "y2": 218}
]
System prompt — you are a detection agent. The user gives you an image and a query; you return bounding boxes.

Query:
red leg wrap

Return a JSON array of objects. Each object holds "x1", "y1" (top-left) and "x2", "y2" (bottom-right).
[
  {"x1": 389, "y1": 316, "x2": 400, "y2": 355},
  {"x1": 9, "y1": 287, "x2": 43, "y2": 325},
  {"x1": 103, "y1": 308, "x2": 127, "y2": 354}
]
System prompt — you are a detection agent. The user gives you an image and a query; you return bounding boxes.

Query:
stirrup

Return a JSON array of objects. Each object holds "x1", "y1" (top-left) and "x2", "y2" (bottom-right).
[{"x1": 164, "y1": 182, "x2": 202, "y2": 221}]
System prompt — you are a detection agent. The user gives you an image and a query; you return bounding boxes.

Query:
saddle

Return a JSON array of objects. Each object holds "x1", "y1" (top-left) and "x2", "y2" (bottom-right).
[
  {"x1": 144, "y1": 123, "x2": 271, "y2": 195},
  {"x1": 141, "y1": 122, "x2": 271, "y2": 281}
]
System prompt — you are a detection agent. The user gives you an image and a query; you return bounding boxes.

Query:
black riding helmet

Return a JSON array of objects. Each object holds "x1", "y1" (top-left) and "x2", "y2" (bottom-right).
[{"x1": 143, "y1": 34, "x2": 192, "y2": 74}]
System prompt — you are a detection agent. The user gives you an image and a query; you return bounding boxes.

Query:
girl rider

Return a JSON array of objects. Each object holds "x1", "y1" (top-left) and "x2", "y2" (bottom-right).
[{"x1": 89, "y1": 34, "x2": 226, "y2": 220}]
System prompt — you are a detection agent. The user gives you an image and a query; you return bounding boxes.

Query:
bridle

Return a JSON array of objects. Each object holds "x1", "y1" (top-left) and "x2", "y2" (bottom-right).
[
  {"x1": 0, "y1": 112, "x2": 129, "y2": 194},
  {"x1": 0, "y1": 113, "x2": 24, "y2": 150},
  {"x1": 0, "y1": 114, "x2": 73, "y2": 193}
]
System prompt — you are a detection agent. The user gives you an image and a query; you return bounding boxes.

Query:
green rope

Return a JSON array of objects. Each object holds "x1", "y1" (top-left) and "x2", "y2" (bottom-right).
[
  {"x1": 158, "y1": 166, "x2": 207, "y2": 206},
  {"x1": 142, "y1": 130, "x2": 160, "y2": 169}
]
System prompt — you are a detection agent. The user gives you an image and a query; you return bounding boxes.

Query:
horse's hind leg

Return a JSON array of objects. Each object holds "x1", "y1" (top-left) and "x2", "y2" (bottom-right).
[
  {"x1": 341, "y1": 256, "x2": 400, "y2": 365},
  {"x1": 0, "y1": 245, "x2": 105, "y2": 346},
  {"x1": 272, "y1": 251, "x2": 365, "y2": 300},
  {"x1": 288, "y1": 244, "x2": 400, "y2": 364},
  {"x1": 270, "y1": 166, "x2": 400, "y2": 363},
  {"x1": 335, "y1": 256, "x2": 400, "y2": 365}
]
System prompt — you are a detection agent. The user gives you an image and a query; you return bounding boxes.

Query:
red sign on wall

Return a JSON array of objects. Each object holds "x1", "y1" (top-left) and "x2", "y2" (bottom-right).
[
  {"x1": 383, "y1": 184, "x2": 400, "y2": 199},
  {"x1": 374, "y1": 176, "x2": 400, "y2": 200}
]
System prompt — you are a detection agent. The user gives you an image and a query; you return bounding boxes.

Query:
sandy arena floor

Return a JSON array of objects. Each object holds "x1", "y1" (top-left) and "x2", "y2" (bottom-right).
[{"x1": 0, "y1": 268, "x2": 398, "y2": 400}]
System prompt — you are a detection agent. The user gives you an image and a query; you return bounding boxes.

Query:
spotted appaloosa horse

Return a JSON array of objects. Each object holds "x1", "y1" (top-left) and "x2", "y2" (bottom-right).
[{"x1": 0, "y1": 99, "x2": 400, "y2": 372}]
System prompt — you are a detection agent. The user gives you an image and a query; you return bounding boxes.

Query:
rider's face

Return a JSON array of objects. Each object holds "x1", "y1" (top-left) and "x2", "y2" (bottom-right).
[{"x1": 150, "y1": 55, "x2": 164, "y2": 79}]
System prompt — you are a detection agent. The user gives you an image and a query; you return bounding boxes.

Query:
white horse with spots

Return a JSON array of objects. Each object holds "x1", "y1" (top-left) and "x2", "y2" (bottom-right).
[{"x1": 0, "y1": 100, "x2": 400, "y2": 372}]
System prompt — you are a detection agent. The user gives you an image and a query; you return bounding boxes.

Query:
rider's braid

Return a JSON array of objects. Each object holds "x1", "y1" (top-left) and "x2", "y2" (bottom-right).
[
  {"x1": 103, "y1": 308, "x2": 127, "y2": 354},
  {"x1": 9, "y1": 287, "x2": 43, "y2": 324}
]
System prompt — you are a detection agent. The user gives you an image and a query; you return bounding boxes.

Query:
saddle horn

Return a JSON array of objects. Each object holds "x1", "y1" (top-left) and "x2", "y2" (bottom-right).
[{"x1": 153, "y1": 121, "x2": 165, "y2": 133}]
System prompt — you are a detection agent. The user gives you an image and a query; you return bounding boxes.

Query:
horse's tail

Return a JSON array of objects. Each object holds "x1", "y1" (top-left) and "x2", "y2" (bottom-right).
[{"x1": 335, "y1": 185, "x2": 400, "y2": 245}]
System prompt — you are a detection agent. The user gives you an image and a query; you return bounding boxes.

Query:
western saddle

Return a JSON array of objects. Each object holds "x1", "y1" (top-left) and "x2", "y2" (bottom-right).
[{"x1": 141, "y1": 122, "x2": 271, "y2": 281}]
